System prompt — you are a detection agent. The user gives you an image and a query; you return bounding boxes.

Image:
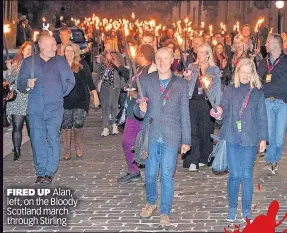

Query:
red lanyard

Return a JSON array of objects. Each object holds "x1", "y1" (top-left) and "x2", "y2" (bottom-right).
[
  {"x1": 239, "y1": 89, "x2": 252, "y2": 120},
  {"x1": 132, "y1": 63, "x2": 151, "y2": 81},
  {"x1": 266, "y1": 55, "x2": 282, "y2": 73}
]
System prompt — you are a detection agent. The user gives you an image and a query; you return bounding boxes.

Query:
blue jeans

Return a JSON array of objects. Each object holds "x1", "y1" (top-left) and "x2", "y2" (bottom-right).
[
  {"x1": 226, "y1": 144, "x2": 257, "y2": 214},
  {"x1": 29, "y1": 108, "x2": 63, "y2": 177},
  {"x1": 265, "y1": 99, "x2": 287, "y2": 164},
  {"x1": 145, "y1": 141, "x2": 178, "y2": 216}
]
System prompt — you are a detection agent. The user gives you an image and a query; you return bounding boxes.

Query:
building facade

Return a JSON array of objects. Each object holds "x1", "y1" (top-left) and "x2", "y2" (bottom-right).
[
  {"x1": 171, "y1": 1, "x2": 287, "y2": 35},
  {"x1": 171, "y1": 1, "x2": 200, "y2": 27},
  {"x1": 3, "y1": 0, "x2": 18, "y2": 49},
  {"x1": 216, "y1": 1, "x2": 287, "y2": 35}
]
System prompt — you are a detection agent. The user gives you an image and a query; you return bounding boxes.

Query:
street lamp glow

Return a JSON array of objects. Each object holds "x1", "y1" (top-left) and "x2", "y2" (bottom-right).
[{"x1": 275, "y1": 1, "x2": 284, "y2": 9}]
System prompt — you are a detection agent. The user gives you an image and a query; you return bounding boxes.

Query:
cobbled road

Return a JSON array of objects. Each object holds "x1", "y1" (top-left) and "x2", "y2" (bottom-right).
[{"x1": 3, "y1": 107, "x2": 287, "y2": 232}]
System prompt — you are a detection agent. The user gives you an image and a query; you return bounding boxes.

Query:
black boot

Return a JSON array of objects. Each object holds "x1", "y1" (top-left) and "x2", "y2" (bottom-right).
[{"x1": 13, "y1": 147, "x2": 21, "y2": 161}]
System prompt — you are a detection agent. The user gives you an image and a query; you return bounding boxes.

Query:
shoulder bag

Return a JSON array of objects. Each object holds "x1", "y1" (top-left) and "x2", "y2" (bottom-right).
[{"x1": 133, "y1": 75, "x2": 177, "y2": 164}]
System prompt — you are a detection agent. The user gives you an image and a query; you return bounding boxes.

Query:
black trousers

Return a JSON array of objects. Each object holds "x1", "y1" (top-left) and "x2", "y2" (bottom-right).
[
  {"x1": 183, "y1": 99, "x2": 215, "y2": 168},
  {"x1": 12, "y1": 114, "x2": 30, "y2": 150}
]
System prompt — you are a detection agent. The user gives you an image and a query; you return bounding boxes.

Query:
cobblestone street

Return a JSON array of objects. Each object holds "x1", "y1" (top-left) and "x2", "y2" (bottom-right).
[{"x1": 3, "y1": 108, "x2": 287, "y2": 232}]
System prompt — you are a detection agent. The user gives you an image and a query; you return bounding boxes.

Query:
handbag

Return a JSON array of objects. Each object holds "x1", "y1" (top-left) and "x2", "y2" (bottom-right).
[
  {"x1": 133, "y1": 75, "x2": 177, "y2": 164},
  {"x1": 116, "y1": 99, "x2": 127, "y2": 126},
  {"x1": 3, "y1": 81, "x2": 17, "y2": 102},
  {"x1": 208, "y1": 134, "x2": 228, "y2": 175}
]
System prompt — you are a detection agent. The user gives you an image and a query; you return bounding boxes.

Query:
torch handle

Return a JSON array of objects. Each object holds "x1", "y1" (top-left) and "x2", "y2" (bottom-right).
[
  {"x1": 31, "y1": 41, "x2": 35, "y2": 79},
  {"x1": 123, "y1": 37, "x2": 134, "y2": 88},
  {"x1": 131, "y1": 59, "x2": 144, "y2": 99},
  {"x1": 205, "y1": 88, "x2": 218, "y2": 113},
  {"x1": 4, "y1": 33, "x2": 10, "y2": 61}
]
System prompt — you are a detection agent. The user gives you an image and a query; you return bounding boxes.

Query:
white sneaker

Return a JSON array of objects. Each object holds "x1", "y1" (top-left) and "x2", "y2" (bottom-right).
[
  {"x1": 112, "y1": 124, "x2": 119, "y2": 135},
  {"x1": 199, "y1": 163, "x2": 206, "y2": 167},
  {"x1": 101, "y1": 128, "x2": 109, "y2": 137},
  {"x1": 189, "y1": 163, "x2": 198, "y2": 172},
  {"x1": 274, "y1": 163, "x2": 278, "y2": 171}
]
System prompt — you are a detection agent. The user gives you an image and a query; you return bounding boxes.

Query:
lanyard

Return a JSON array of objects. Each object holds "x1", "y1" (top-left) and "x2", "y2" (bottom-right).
[
  {"x1": 132, "y1": 63, "x2": 152, "y2": 81},
  {"x1": 266, "y1": 54, "x2": 282, "y2": 73},
  {"x1": 239, "y1": 89, "x2": 252, "y2": 120}
]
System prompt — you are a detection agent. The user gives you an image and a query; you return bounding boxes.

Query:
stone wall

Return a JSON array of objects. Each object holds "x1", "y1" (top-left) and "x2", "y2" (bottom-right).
[
  {"x1": 3, "y1": 0, "x2": 18, "y2": 49},
  {"x1": 41, "y1": 1, "x2": 175, "y2": 27}
]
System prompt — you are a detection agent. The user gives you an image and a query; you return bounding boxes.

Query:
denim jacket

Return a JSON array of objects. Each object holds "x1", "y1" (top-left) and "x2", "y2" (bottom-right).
[{"x1": 187, "y1": 63, "x2": 221, "y2": 105}]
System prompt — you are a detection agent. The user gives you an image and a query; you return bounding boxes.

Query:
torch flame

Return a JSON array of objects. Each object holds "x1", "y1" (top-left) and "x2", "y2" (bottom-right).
[
  {"x1": 130, "y1": 44, "x2": 136, "y2": 58},
  {"x1": 201, "y1": 76, "x2": 212, "y2": 89},
  {"x1": 132, "y1": 12, "x2": 135, "y2": 19},
  {"x1": 4, "y1": 24, "x2": 11, "y2": 34},
  {"x1": 209, "y1": 25, "x2": 213, "y2": 36},
  {"x1": 33, "y1": 31, "x2": 40, "y2": 42},
  {"x1": 124, "y1": 24, "x2": 129, "y2": 36},
  {"x1": 255, "y1": 18, "x2": 264, "y2": 32},
  {"x1": 184, "y1": 17, "x2": 188, "y2": 24},
  {"x1": 177, "y1": 35, "x2": 183, "y2": 45}
]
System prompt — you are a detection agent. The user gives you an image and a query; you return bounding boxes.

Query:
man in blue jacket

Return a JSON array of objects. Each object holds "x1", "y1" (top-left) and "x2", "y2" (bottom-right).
[
  {"x1": 134, "y1": 48, "x2": 191, "y2": 229},
  {"x1": 17, "y1": 35, "x2": 75, "y2": 184}
]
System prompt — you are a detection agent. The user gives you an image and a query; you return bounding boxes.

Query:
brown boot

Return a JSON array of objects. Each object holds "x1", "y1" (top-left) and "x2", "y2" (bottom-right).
[
  {"x1": 62, "y1": 129, "x2": 71, "y2": 160},
  {"x1": 74, "y1": 128, "x2": 84, "y2": 158}
]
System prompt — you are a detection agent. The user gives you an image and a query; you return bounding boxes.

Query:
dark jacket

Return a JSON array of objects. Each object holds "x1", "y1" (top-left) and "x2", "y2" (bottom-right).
[
  {"x1": 63, "y1": 60, "x2": 96, "y2": 113},
  {"x1": 219, "y1": 84, "x2": 268, "y2": 146},
  {"x1": 226, "y1": 51, "x2": 253, "y2": 85},
  {"x1": 177, "y1": 48, "x2": 197, "y2": 72},
  {"x1": 16, "y1": 23, "x2": 32, "y2": 47},
  {"x1": 256, "y1": 52, "x2": 287, "y2": 103},
  {"x1": 134, "y1": 72, "x2": 191, "y2": 148}
]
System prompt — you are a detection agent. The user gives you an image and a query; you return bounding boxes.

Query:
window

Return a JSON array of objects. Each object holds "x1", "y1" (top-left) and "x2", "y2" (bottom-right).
[
  {"x1": 187, "y1": 1, "x2": 191, "y2": 15},
  {"x1": 192, "y1": 7, "x2": 196, "y2": 24}
]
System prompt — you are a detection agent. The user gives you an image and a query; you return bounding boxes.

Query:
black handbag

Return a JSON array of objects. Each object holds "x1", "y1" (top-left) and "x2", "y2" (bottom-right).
[{"x1": 133, "y1": 76, "x2": 177, "y2": 164}]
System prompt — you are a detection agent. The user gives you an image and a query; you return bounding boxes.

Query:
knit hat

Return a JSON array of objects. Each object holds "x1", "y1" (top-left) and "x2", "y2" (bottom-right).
[{"x1": 138, "y1": 44, "x2": 155, "y2": 62}]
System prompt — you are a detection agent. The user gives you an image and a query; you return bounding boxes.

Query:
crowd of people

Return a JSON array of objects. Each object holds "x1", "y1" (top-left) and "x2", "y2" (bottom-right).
[{"x1": 3, "y1": 16, "x2": 287, "y2": 229}]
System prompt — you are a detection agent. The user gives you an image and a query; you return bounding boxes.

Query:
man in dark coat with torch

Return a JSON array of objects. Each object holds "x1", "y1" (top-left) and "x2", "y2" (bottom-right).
[{"x1": 17, "y1": 35, "x2": 75, "y2": 184}]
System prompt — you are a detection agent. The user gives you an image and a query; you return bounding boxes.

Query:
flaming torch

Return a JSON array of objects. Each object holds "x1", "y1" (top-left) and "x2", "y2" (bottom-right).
[
  {"x1": 254, "y1": 17, "x2": 264, "y2": 52},
  {"x1": 4, "y1": 24, "x2": 11, "y2": 60},
  {"x1": 200, "y1": 75, "x2": 218, "y2": 113},
  {"x1": 184, "y1": 17, "x2": 188, "y2": 51},
  {"x1": 42, "y1": 17, "x2": 46, "y2": 28},
  {"x1": 130, "y1": 45, "x2": 148, "y2": 103},
  {"x1": 26, "y1": 31, "x2": 38, "y2": 91},
  {"x1": 209, "y1": 25, "x2": 213, "y2": 37},
  {"x1": 123, "y1": 27, "x2": 136, "y2": 94},
  {"x1": 200, "y1": 22, "x2": 205, "y2": 28}
]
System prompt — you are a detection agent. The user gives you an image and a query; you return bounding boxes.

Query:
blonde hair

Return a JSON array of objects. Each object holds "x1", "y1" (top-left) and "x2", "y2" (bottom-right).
[
  {"x1": 233, "y1": 58, "x2": 262, "y2": 89},
  {"x1": 196, "y1": 43, "x2": 216, "y2": 67},
  {"x1": 232, "y1": 34, "x2": 248, "y2": 52},
  {"x1": 64, "y1": 43, "x2": 83, "y2": 73}
]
